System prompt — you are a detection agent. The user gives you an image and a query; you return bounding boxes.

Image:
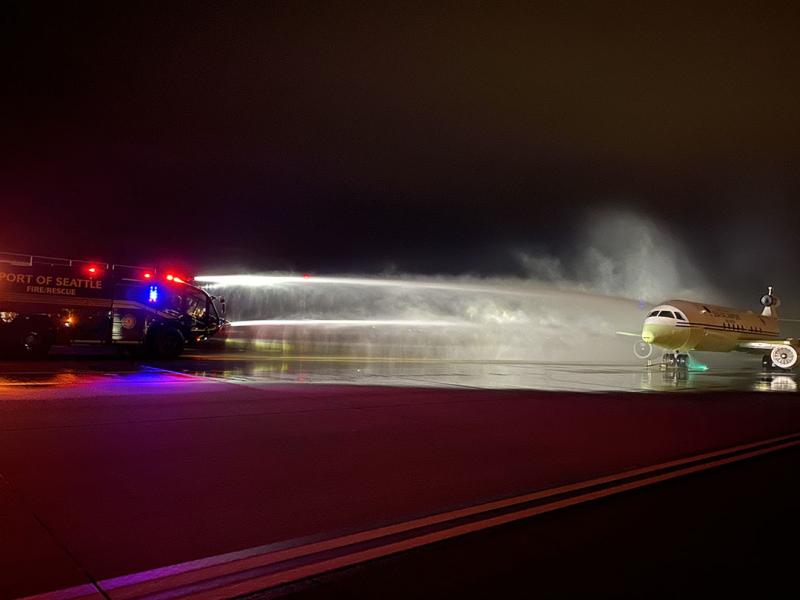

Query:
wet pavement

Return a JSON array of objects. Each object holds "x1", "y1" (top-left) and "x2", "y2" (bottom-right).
[
  {"x1": 0, "y1": 349, "x2": 795, "y2": 396},
  {"x1": 166, "y1": 352, "x2": 799, "y2": 392},
  {"x1": 1, "y1": 350, "x2": 799, "y2": 598}
]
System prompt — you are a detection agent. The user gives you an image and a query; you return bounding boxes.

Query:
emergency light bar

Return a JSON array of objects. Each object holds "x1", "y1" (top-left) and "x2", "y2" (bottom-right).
[{"x1": 0, "y1": 251, "x2": 198, "y2": 284}]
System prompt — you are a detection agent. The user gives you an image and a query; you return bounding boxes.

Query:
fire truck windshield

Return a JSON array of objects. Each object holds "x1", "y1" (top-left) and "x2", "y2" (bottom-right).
[{"x1": 185, "y1": 290, "x2": 208, "y2": 320}]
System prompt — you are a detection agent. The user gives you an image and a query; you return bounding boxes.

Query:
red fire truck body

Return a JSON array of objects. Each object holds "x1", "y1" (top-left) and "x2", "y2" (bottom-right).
[{"x1": 0, "y1": 253, "x2": 223, "y2": 358}]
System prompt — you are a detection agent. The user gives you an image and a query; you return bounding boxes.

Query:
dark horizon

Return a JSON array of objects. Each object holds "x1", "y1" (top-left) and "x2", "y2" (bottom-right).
[{"x1": 4, "y1": 2, "x2": 800, "y2": 306}]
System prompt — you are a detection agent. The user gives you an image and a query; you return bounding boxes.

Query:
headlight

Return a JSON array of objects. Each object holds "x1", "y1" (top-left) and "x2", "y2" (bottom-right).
[{"x1": 0, "y1": 312, "x2": 19, "y2": 323}]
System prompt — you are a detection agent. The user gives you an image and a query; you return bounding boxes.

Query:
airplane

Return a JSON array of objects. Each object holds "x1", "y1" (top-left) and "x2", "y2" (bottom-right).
[{"x1": 620, "y1": 287, "x2": 799, "y2": 371}]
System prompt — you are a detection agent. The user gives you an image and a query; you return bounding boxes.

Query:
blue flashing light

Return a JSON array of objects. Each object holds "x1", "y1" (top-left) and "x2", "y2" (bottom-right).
[{"x1": 148, "y1": 285, "x2": 159, "y2": 303}]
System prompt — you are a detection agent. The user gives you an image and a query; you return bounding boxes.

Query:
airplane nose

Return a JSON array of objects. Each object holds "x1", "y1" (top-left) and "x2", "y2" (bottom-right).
[{"x1": 642, "y1": 326, "x2": 656, "y2": 344}]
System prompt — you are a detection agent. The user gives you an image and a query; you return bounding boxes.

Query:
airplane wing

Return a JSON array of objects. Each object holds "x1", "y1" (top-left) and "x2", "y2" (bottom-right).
[
  {"x1": 736, "y1": 338, "x2": 799, "y2": 353},
  {"x1": 615, "y1": 331, "x2": 641, "y2": 337}
]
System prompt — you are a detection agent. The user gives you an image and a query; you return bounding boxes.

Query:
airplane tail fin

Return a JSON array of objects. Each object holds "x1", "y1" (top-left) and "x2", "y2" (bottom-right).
[{"x1": 761, "y1": 286, "x2": 780, "y2": 318}]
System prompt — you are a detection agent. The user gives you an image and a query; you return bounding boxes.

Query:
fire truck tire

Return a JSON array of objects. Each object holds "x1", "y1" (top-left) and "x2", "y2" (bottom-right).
[
  {"x1": 150, "y1": 327, "x2": 185, "y2": 359},
  {"x1": 21, "y1": 329, "x2": 52, "y2": 358}
]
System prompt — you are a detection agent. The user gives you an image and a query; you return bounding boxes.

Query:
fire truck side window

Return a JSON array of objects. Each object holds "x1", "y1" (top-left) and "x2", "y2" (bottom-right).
[{"x1": 186, "y1": 292, "x2": 208, "y2": 320}]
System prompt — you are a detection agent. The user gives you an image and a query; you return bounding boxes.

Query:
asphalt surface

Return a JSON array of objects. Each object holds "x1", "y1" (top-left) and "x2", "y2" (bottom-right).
[
  {"x1": 1, "y1": 351, "x2": 799, "y2": 598},
  {"x1": 250, "y1": 446, "x2": 800, "y2": 600}
]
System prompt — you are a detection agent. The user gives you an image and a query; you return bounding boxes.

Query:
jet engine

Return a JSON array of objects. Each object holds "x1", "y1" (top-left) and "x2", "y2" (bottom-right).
[
  {"x1": 634, "y1": 340, "x2": 653, "y2": 359},
  {"x1": 770, "y1": 345, "x2": 798, "y2": 369}
]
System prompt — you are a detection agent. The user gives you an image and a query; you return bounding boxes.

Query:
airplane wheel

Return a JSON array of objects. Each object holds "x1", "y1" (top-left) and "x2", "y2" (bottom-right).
[
  {"x1": 676, "y1": 354, "x2": 688, "y2": 369},
  {"x1": 663, "y1": 353, "x2": 676, "y2": 368}
]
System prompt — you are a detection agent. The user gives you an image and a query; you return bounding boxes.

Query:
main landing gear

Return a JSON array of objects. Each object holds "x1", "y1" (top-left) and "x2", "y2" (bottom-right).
[
  {"x1": 762, "y1": 354, "x2": 788, "y2": 372},
  {"x1": 658, "y1": 352, "x2": 690, "y2": 384},
  {"x1": 662, "y1": 352, "x2": 689, "y2": 370}
]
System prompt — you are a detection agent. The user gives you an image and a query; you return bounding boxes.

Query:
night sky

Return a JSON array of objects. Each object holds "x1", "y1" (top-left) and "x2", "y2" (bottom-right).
[{"x1": 4, "y1": 2, "x2": 800, "y2": 305}]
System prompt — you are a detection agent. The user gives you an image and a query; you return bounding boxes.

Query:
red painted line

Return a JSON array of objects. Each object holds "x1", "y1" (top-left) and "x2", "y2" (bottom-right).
[
  {"x1": 15, "y1": 583, "x2": 104, "y2": 600},
  {"x1": 197, "y1": 438, "x2": 800, "y2": 600},
  {"x1": 27, "y1": 432, "x2": 800, "y2": 600}
]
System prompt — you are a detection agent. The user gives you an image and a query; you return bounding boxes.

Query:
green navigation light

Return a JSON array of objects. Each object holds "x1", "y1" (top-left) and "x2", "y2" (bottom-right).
[{"x1": 688, "y1": 355, "x2": 709, "y2": 372}]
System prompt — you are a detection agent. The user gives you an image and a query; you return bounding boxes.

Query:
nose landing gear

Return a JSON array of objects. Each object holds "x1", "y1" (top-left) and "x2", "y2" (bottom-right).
[{"x1": 662, "y1": 352, "x2": 689, "y2": 370}]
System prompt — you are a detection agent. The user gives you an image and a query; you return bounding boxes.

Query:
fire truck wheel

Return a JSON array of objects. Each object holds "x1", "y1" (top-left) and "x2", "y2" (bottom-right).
[
  {"x1": 22, "y1": 330, "x2": 51, "y2": 358},
  {"x1": 151, "y1": 327, "x2": 185, "y2": 359}
]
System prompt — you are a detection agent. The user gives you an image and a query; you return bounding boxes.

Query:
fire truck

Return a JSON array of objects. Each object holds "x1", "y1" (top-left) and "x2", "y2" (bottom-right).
[{"x1": 0, "y1": 252, "x2": 225, "y2": 358}]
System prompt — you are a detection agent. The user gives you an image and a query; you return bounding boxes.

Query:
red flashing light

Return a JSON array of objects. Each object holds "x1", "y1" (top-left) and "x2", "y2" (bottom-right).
[
  {"x1": 173, "y1": 276, "x2": 184, "y2": 283},
  {"x1": 302, "y1": 273, "x2": 311, "y2": 279},
  {"x1": 88, "y1": 266, "x2": 97, "y2": 274},
  {"x1": 166, "y1": 274, "x2": 174, "y2": 281},
  {"x1": 143, "y1": 272, "x2": 152, "y2": 279}
]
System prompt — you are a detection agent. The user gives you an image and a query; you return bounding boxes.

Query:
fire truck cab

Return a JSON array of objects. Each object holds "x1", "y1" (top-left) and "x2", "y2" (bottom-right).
[{"x1": 0, "y1": 252, "x2": 224, "y2": 358}]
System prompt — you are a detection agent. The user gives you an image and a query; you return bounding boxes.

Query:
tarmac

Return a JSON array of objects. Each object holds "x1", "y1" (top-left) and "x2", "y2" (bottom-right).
[{"x1": 1, "y1": 350, "x2": 799, "y2": 598}]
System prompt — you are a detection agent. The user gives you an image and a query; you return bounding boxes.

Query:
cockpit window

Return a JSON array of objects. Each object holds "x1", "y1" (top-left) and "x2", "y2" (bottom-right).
[
  {"x1": 657, "y1": 310, "x2": 675, "y2": 318},
  {"x1": 648, "y1": 311, "x2": 659, "y2": 317},
  {"x1": 675, "y1": 312, "x2": 687, "y2": 321}
]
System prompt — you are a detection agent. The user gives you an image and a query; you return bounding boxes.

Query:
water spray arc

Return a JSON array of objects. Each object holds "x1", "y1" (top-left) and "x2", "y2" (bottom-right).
[
  {"x1": 196, "y1": 273, "x2": 645, "y2": 363},
  {"x1": 231, "y1": 319, "x2": 471, "y2": 328}
]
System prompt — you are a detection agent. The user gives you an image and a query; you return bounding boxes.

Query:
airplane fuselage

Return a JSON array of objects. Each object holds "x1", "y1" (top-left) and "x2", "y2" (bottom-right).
[{"x1": 642, "y1": 300, "x2": 780, "y2": 352}]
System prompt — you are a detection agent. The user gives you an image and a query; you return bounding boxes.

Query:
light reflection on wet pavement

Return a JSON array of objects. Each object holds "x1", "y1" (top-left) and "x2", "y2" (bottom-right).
[
  {"x1": 0, "y1": 361, "x2": 219, "y2": 400},
  {"x1": 0, "y1": 351, "x2": 795, "y2": 395},
  {"x1": 170, "y1": 354, "x2": 799, "y2": 393}
]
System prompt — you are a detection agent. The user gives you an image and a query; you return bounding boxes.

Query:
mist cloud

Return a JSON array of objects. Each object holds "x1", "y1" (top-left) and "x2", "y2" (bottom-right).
[{"x1": 515, "y1": 209, "x2": 721, "y2": 303}]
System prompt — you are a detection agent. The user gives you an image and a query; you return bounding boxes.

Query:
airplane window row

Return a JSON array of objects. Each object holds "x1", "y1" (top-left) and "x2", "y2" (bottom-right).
[{"x1": 723, "y1": 322, "x2": 763, "y2": 332}]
